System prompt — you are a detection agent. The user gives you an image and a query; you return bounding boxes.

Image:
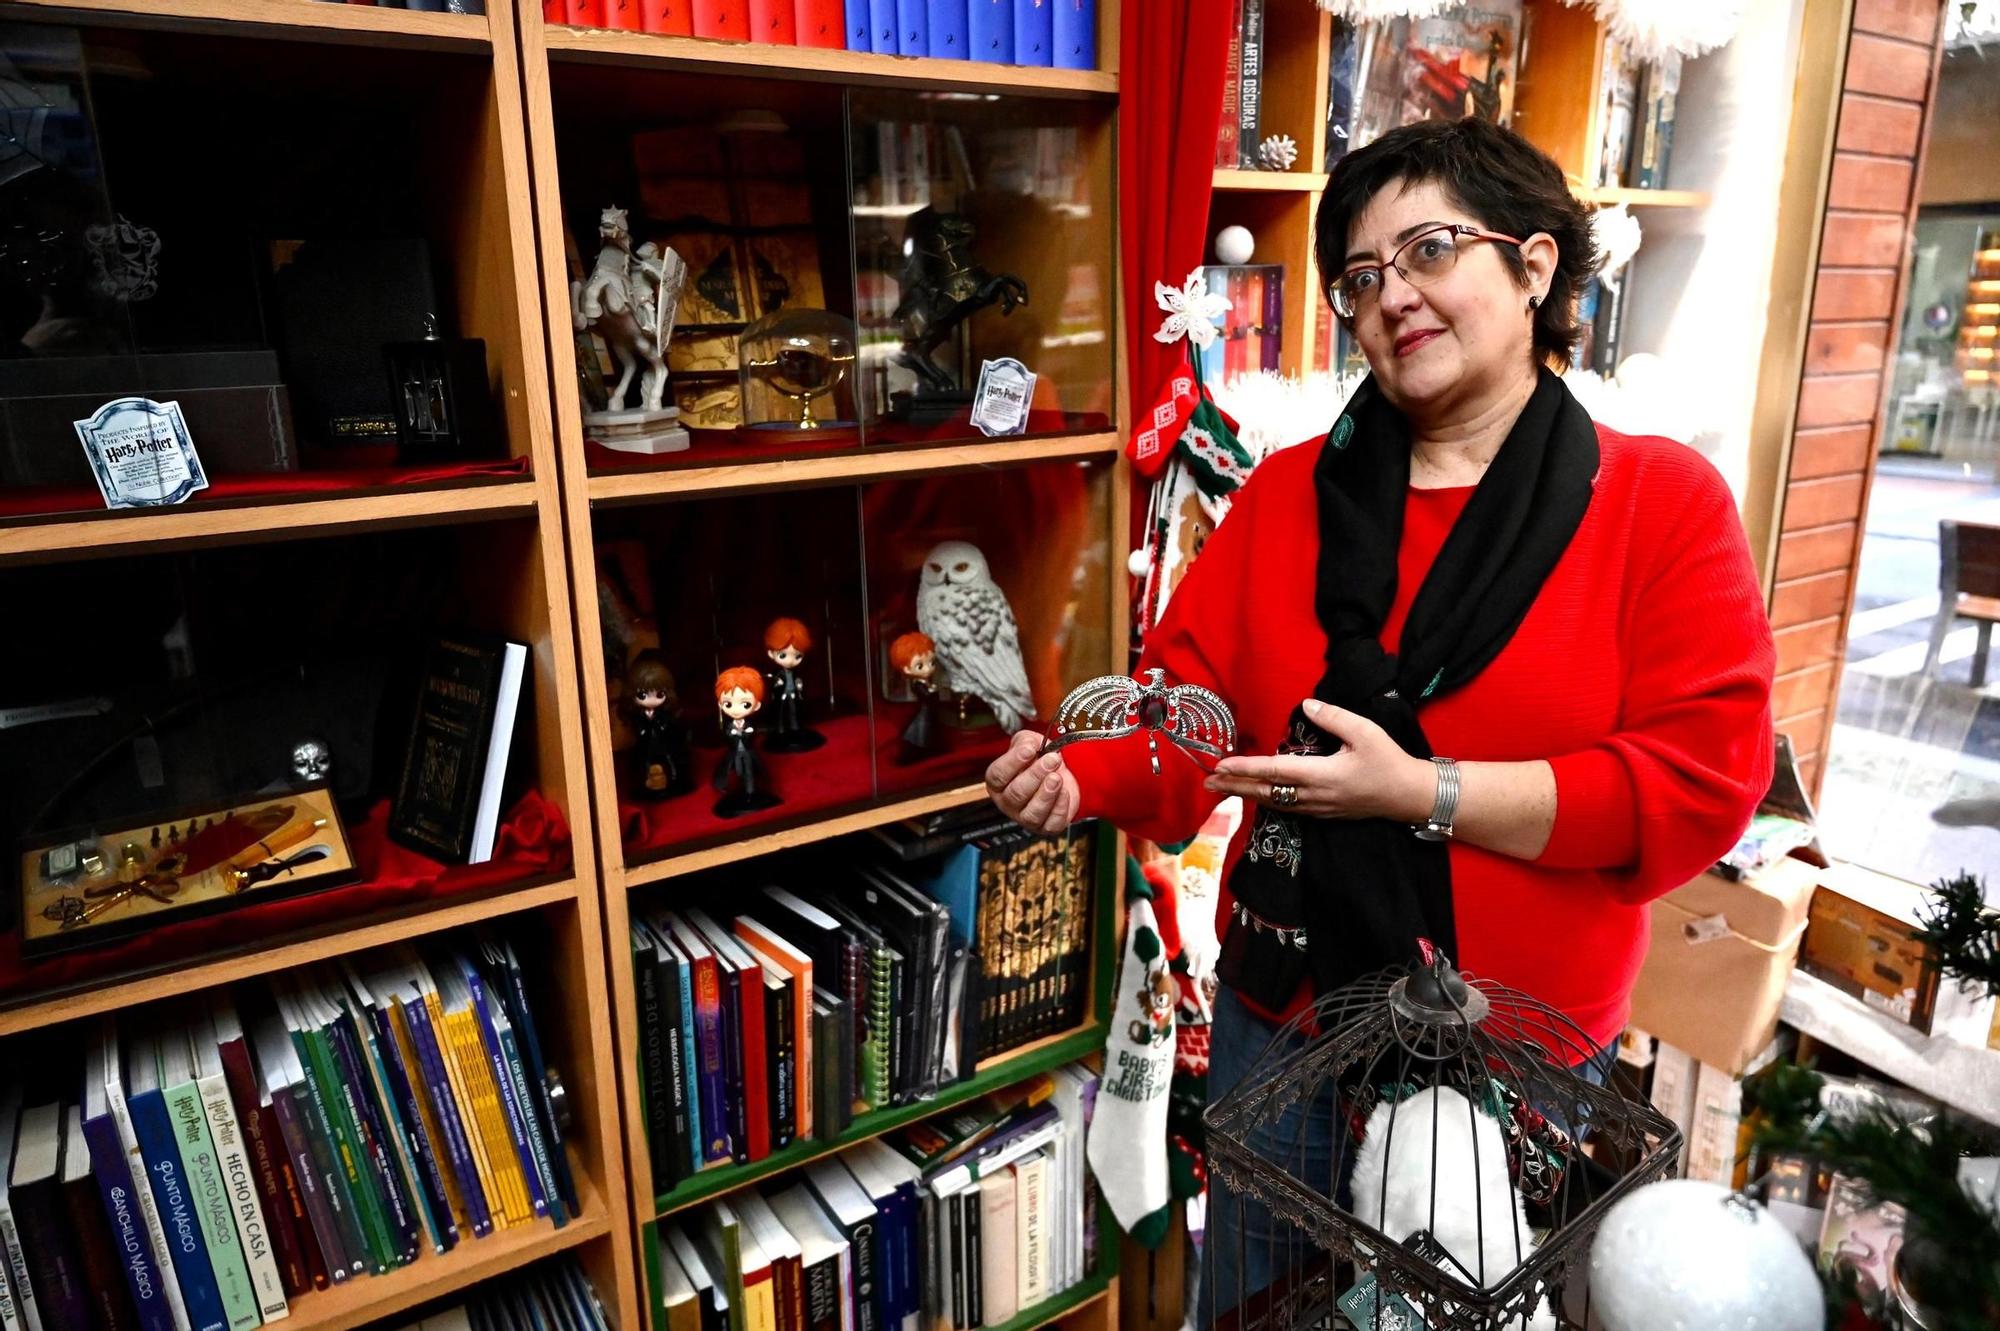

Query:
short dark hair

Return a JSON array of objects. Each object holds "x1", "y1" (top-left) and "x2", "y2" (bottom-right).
[{"x1": 1315, "y1": 117, "x2": 1600, "y2": 367}]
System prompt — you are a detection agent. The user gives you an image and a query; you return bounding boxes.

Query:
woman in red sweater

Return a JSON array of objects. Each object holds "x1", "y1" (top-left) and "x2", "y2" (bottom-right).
[{"x1": 986, "y1": 118, "x2": 1776, "y2": 1316}]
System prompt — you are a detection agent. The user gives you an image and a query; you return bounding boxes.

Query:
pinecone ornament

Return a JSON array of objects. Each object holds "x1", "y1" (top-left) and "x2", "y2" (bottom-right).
[{"x1": 1257, "y1": 134, "x2": 1299, "y2": 171}]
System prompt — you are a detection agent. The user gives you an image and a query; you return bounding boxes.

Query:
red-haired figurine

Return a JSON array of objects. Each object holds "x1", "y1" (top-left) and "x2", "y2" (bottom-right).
[
  {"x1": 713, "y1": 666, "x2": 780, "y2": 817},
  {"x1": 762, "y1": 617, "x2": 826, "y2": 753},
  {"x1": 890, "y1": 630, "x2": 945, "y2": 764}
]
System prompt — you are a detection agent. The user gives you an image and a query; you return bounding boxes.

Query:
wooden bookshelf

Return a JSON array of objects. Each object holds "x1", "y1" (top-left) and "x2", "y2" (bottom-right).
[
  {"x1": 0, "y1": 1, "x2": 638, "y2": 1323},
  {"x1": 1579, "y1": 186, "x2": 1713, "y2": 209},
  {"x1": 1212, "y1": 169, "x2": 1328, "y2": 194}
]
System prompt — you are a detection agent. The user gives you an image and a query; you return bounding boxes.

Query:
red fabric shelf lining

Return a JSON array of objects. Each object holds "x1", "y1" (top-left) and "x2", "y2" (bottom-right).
[
  {"x1": 583, "y1": 410, "x2": 1112, "y2": 475},
  {"x1": 0, "y1": 790, "x2": 571, "y2": 1004},
  {"x1": 0, "y1": 456, "x2": 530, "y2": 521}
]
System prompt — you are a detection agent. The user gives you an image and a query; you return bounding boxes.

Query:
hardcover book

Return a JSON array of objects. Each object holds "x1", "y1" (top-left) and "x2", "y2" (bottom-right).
[{"x1": 387, "y1": 637, "x2": 527, "y2": 865}]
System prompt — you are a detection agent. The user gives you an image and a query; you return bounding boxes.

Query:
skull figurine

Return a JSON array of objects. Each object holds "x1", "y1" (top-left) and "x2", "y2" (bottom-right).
[{"x1": 290, "y1": 736, "x2": 333, "y2": 786}]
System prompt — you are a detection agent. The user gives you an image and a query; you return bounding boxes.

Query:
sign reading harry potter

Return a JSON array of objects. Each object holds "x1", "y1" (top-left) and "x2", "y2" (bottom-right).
[{"x1": 72, "y1": 396, "x2": 210, "y2": 508}]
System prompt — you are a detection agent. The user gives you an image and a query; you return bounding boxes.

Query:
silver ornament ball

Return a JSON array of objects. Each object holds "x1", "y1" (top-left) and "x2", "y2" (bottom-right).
[
  {"x1": 1214, "y1": 225, "x2": 1255, "y2": 266},
  {"x1": 1590, "y1": 1180, "x2": 1823, "y2": 1331}
]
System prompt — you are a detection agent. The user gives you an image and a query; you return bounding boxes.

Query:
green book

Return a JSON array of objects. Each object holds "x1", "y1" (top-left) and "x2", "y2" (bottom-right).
[
  {"x1": 279, "y1": 984, "x2": 391, "y2": 1275},
  {"x1": 695, "y1": 1201, "x2": 747, "y2": 1331},
  {"x1": 157, "y1": 1020, "x2": 261, "y2": 1330}
]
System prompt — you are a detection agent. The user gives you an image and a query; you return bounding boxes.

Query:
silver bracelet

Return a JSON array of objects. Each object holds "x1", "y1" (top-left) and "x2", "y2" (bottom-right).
[{"x1": 1415, "y1": 756, "x2": 1460, "y2": 841}]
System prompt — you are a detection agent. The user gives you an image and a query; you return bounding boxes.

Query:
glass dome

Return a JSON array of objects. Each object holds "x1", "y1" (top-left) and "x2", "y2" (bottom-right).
[{"x1": 739, "y1": 307, "x2": 859, "y2": 433}]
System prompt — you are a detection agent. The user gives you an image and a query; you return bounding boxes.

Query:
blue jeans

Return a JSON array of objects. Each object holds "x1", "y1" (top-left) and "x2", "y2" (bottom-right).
[{"x1": 1198, "y1": 985, "x2": 1617, "y2": 1329}]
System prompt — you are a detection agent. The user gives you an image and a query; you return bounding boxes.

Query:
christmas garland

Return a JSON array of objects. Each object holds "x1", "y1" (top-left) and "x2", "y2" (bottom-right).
[{"x1": 1913, "y1": 871, "x2": 2000, "y2": 998}]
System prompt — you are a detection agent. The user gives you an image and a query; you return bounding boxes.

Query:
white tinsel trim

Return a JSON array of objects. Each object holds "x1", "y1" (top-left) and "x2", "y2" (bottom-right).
[
  {"x1": 1591, "y1": 204, "x2": 1643, "y2": 290},
  {"x1": 1211, "y1": 370, "x2": 1364, "y2": 465},
  {"x1": 1567, "y1": 0, "x2": 1742, "y2": 62},
  {"x1": 1312, "y1": 0, "x2": 1458, "y2": 21}
]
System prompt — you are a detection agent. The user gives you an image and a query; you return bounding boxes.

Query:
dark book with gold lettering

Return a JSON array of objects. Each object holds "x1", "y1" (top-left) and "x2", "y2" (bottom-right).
[{"x1": 388, "y1": 638, "x2": 527, "y2": 865}]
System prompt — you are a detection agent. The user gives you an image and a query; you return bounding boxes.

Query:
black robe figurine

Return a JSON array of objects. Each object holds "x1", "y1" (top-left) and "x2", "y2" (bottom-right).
[
  {"x1": 891, "y1": 630, "x2": 947, "y2": 766},
  {"x1": 761, "y1": 617, "x2": 826, "y2": 753},
  {"x1": 628, "y1": 651, "x2": 692, "y2": 799},
  {"x1": 712, "y1": 667, "x2": 781, "y2": 818}
]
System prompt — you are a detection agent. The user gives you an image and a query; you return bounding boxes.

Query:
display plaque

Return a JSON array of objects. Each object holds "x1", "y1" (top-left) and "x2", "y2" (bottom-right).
[{"x1": 72, "y1": 396, "x2": 210, "y2": 508}]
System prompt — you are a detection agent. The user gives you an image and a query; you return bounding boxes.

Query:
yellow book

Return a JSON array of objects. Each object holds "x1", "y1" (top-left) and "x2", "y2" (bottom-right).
[
  {"x1": 449, "y1": 1006, "x2": 528, "y2": 1227},
  {"x1": 746, "y1": 1273, "x2": 777, "y2": 1331},
  {"x1": 426, "y1": 989, "x2": 509, "y2": 1230}
]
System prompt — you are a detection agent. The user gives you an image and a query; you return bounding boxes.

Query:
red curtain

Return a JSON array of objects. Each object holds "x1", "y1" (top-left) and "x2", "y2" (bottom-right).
[{"x1": 1119, "y1": 0, "x2": 1234, "y2": 457}]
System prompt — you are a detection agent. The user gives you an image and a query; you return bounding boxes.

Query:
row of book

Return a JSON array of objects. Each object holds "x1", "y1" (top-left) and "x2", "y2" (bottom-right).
[
  {"x1": 1213, "y1": 0, "x2": 1267, "y2": 171},
  {"x1": 391, "y1": 1258, "x2": 611, "y2": 1331},
  {"x1": 0, "y1": 931, "x2": 574, "y2": 1331},
  {"x1": 310, "y1": 2, "x2": 486, "y2": 11},
  {"x1": 547, "y1": 0, "x2": 1097, "y2": 69},
  {"x1": 656, "y1": 1064, "x2": 1098, "y2": 1331},
  {"x1": 1324, "y1": 7, "x2": 1525, "y2": 171},
  {"x1": 635, "y1": 828, "x2": 1095, "y2": 1193},
  {"x1": 1593, "y1": 43, "x2": 1681, "y2": 191},
  {"x1": 1193, "y1": 265, "x2": 1284, "y2": 393}
]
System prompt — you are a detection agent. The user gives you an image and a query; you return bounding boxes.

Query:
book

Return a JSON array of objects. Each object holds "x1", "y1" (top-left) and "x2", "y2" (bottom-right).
[
  {"x1": 767, "y1": 1188, "x2": 848, "y2": 1331},
  {"x1": 1013, "y1": 1149, "x2": 1048, "y2": 1307},
  {"x1": 1633, "y1": 53, "x2": 1682, "y2": 190},
  {"x1": 843, "y1": 1141, "x2": 920, "y2": 1327},
  {"x1": 760, "y1": 966, "x2": 796, "y2": 1154},
  {"x1": 657, "y1": 1236, "x2": 704, "y2": 1331},
  {"x1": 60, "y1": 1104, "x2": 138, "y2": 1331},
  {"x1": 281, "y1": 983, "x2": 399, "y2": 1271},
  {"x1": 158, "y1": 1023, "x2": 260, "y2": 1329},
  {"x1": 894, "y1": 0, "x2": 926, "y2": 54},
  {"x1": 427, "y1": 959, "x2": 527, "y2": 1229},
  {"x1": 456, "y1": 956, "x2": 555, "y2": 1223},
  {"x1": 802, "y1": 1159, "x2": 879, "y2": 1331},
  {"x1": 926, "y1": 0, "x2": 966, "y2": 57},
  {"x1": 475, "y1": 934, "x2": 580, "y2": 1215},
  {"x1": 127, "y1": 1033, "x2": 232, "y2": 1331},
  {"x1": 1324, "y1": 17, "x2": 1359, "y2": 170},
  {"x1": 1406, "y1": 3, "x2": 1521, "y2": 126},
  {"x1": 336, "y1": 970, "x2": 456, "y2": 1256},
  {"x1": 1050, "y1": 0, "x2": 1091, "y2": 70},
  {"x1": 248, "y1": 1010, "x2": 363, "y2": 1284},
  {"x1": 735, "y1": 917, "x2": 814, "y2": 1140},
  {"x1": 94, "y1": 1026, "x2": 194, "y2": 1328},
  {"x1": 0, "y1": 1232, "x2": 19, "y2": 1331},
  {"x1": 844, "y1": 0, "x2": 870, "y2": 49},
  {"x1": 1236, "y1": 0, "x2": 1263, "y2": 168},
  {"x1": 977, "y1": 1171, "x2": 1016, "y2": 1324},
  {"x1": 966, "y1": 0, "x2": 1010, "y2": 62},
  {"x1": 604, "y1": 0, "x2": 642, "y2": 28},
  {"x1": 642, "y1": 0, "x2": 695, "y2": 32},
  {"x1": 11, "y1": 1099, "x2": 90, "y2": 1331},
  {"x1": 634, "y1": 924, "x2": 681, "y2": 1190},
  {"x1": 663, "y1": 916, "x2": 732, "y2": 1168},
  {"x1": 1215, "y1": 0, "x2": 1242, "y2": 169},
  {"x1": 734, "y1": 1194, "x2": 803, "y2": 1331},
  {"x1": 0, "y1": 1091, "x2": 41, "y2": 1331},
  {"x1": 1011, "y1": 0, "x2": 1050, "y2": 66},
  {"x1": 796, "y1": 0, "x2": 843, "y2": 46},
  {"x1": 186, "y1": 1013, "x2": 289, "y2": 1322},
  {"x1": 381, "y1": 963, "x2": 493, "y2": 1239},
  {"x1": 83, "y1": 1039, "x2": 178, "y2": 1331},
  {"x1": 386, "y1": 637, "x2": 527, "y2": 865},
  {"x1": 867, "y1": 0, "x2": 895, "y2": 54},
  {"x1": 749, "y1": 0, "x2": 796, "y2": 42},
  {"x1": 692, "y1": 1201, "x2": 750, "y2": 1331},
  {"x1": 809, "y1": 992, "x2": 850, "y2": 1143},
  {"x1": 688, "y1": 911, "x2": 763, "y2": 1165},
  {"x1": 668, "y1": 1225, "x2": 731, "y2": 1331},
  {"x1": 693, "y1": 0, "x2": 752, "y2": 38},
  {"x1": 209, "y1": 1002, "x2": 319, "y2": 1298},
  {"x1": 1594, "y1": 35, "x2": 1641, "y2": 187}
]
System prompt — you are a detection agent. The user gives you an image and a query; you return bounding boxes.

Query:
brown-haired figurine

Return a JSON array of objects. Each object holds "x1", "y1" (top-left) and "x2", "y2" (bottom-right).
[
  {"x1": 628, "y1": 651, "x2": 691, "y2": 800},
  {"x1": 713, "y1": 666, "x2": 780, "y2": 818},
  {"x1": 762, "y1": 617, "x2": 826, "y2": 753},
  {"x1": 890, "y1": 630, "x2": 946, "y2": 765}
]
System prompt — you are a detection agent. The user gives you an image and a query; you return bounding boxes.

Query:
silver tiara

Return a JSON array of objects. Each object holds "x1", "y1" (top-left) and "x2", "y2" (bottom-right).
[{"x1": 1043, "y1": 668, "x2": 1237, "y2": 776}]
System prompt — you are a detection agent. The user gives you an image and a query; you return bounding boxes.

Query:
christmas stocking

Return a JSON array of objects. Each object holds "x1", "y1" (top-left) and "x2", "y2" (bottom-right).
[{"x1": 1088, "y1": 897, "x2": 1177, "y2": 1248}]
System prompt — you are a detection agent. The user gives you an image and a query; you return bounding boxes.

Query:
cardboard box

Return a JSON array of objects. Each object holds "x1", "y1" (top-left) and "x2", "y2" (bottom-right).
[
  {"x1": 1628, "y1": 854, "x2": 1820, "y2": 1075},
  {"x1": 1799, "y1": 863, "x2": 1998, "y2": 1041}
]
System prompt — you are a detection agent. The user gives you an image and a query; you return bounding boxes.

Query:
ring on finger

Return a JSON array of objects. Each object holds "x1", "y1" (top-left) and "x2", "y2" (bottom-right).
[{"x1": 1271, "y1": 783, "x2": 1299, "y2": 808}]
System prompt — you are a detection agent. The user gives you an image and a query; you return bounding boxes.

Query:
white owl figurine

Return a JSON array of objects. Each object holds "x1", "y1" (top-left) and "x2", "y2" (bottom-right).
[{"x1": 914, "y1": 540, "x2": 1038, "y2": 733}]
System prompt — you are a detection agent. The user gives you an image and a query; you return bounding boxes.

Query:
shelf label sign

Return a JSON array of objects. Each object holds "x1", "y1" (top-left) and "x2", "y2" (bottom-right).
[
  {"x1": 73, "y1": 396, "x2": 210, "y2": 509},
  {"x1": 971, "y1": 358, "x2": 1036, "y2": 437}
]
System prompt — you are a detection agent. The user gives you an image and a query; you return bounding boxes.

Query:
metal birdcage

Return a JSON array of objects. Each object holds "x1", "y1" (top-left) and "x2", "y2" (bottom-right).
[{"x1": 1201, "y1": 951, "x2": 1683, "y2": 1331}]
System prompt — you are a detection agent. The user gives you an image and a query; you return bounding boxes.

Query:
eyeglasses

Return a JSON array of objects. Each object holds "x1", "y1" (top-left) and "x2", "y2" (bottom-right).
[{"x1": 1331, "y1": 223, "x2": 1525, "y2": 318}]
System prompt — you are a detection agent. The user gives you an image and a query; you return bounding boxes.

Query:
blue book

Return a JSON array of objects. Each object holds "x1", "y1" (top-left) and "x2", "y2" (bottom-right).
[
  {"x1": 396, "y1": 975, "x2": 494, "y2": 1239},
  {"x1": 125, "y1": 1032, "x2": 229, "y2": 1331},
  {"x1": 83, "y1": 1045, "x2": 176, "y2": 1331},
  {"x1": 477, "y1": 934, "x2": 580, "y2": 1215},
  {"x1": 927, "y1": 0, "x2": 966, "y2": 57},
  {"x1": 967, "y1": 0, "x2": 1011, "y2": 62},
  {"x1": 458, "y1": 956, "x2": 558, "y2": 1225},
  {"x1": 910, "y1": 842, "x2": 981, "y2": 947},
  {"x1": 1051, "y1": 0, "x2": 1092, "y2": 69},
  {"x1": 896, "y1": 0, "x2": 928, "y2": 53},
  {"x1": 846, "y1": 0, "x2": 871, "y2": 49},
  {"x1": 664, "y1": 916, "x2": 731, "y2": 1167},
  {"x1": 869, "y1": 0, "x2": 896, "y2": 54},
  {"x1": 1012, "y1": 0, "x2": 1051, "y2": 65}
]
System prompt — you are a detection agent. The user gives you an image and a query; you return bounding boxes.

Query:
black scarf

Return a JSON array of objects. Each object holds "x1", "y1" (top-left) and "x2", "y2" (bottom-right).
[{"x1": 1216, "y1": 367, "x2": 1599, "y2": 1009}]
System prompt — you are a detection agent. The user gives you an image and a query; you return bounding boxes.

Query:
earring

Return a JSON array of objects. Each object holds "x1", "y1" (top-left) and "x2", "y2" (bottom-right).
[{"x1": 1528, "y1": 295, "x2": 1543, "y2": 310}]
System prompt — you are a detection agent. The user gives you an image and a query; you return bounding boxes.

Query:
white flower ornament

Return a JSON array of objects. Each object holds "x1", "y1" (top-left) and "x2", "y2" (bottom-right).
[{"x1": 1153, "y1": 269, "x2": 1230, "y2": 350}]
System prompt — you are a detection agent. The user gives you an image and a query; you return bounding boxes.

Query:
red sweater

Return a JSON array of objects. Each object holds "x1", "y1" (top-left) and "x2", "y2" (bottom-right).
[{"x1": 1069, "y1": 424, "x2": 1776, "y2": 1048}]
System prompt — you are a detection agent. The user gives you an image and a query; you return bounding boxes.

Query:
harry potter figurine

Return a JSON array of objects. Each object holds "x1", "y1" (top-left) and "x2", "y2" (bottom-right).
[
  {"x1": 713, "y1": 666, "x2": 781, "y2": 818},
  {"x1": 761, "y1": 617, "x2": 826, "y2": 753},
  {"x1": 890, "y1": 631, "x2": 947, "y2": 765},
  {"x1": 628, "y1": 651, "x2": 692, "y2": 800}
]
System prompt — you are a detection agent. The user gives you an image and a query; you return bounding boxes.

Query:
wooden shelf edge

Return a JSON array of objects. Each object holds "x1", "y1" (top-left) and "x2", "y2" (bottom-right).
[
  {"x1": 542, "y1": 25, "x2": 1115, "y2": 96},
  {"x1": 622, "y1": 783, "x2": 988, "y2": 887},
  {"x1": 1212, "y1": 168, "x2": 1327, "y2": 193},
  {"x1": 587, "y1": 432, "x2": 1122, "y2": 506},
  {"x1": 1781, "y1": 970, "x2": 2000, "y2": 1129},
  {"x1": 1579, "y1": 186, "x2": 1711, "y2": 208},
  {"x1": 994, "y1": 1270, "x2": 1114, "y2": 1331},
  {"x1": 0, "y1": 877, "x2": 580, "y2": 1039},
  {"x1": 0, "y1": 479, "x2": 543, "y2": 565},
  {"x1": 2, "y1": 0, "x2": 492, "y2": 47},
  {"x1": 650, "y1": 1022, "x2": 1104, "y2": 1216},
  {"x1": 286, "y1": 1178, "x2": 610, "y2": 1331}
]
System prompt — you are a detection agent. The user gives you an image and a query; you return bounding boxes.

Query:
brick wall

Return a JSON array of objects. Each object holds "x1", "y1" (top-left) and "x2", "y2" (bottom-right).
[{"x1": 1769, "y1": 0, "x2": 1948, "y2": 792}]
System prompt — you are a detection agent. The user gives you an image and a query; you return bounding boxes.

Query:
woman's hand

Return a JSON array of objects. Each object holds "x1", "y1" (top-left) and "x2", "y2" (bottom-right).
[
  {"x1": 986, "y1": 731, "x2": 1082, "y2": 834},
  {"x1": 1205, "y1": 698, "x2": 1435, "y2": 822}
]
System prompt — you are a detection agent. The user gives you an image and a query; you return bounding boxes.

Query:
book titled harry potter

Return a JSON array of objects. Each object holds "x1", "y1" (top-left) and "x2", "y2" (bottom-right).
[{"x1": 388, "y1": 637, "x2": 528, "y2": 865}]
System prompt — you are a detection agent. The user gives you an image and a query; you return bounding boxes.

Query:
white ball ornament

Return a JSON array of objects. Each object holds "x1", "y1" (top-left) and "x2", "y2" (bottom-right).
[
  {"x1": 1589, "y1": 1181, "x2": 1823, "y2": 1331},
  {"x1": 1127, "y1": 548, "x2": 1153, "y2": 579},
  {"x1": 1214, "y1": 225, "x2": 1255, "y2": 266}
]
